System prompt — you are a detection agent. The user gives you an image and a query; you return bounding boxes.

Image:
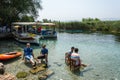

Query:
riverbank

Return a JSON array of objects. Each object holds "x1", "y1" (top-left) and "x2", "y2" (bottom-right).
[
  {"x1": 55, "y1": 19, "x2": 120, "y2": 35},
  {"x1": 0, "y1": 33, "x2": 13, "y2": 39}
]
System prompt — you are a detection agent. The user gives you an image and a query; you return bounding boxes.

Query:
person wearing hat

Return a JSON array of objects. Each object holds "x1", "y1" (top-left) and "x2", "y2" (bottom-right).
[
  {"x1": 37, "y1": 45, "x2": 48, "y2": 63},
  {"x1": 22, "y1": 43, "x2": 36, "y2": 67}
]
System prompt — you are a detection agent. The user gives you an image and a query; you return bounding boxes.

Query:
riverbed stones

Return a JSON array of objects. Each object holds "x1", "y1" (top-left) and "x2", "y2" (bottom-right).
[
  {"x1": 30, "y1": 64, "x2": 46, "y2": 74},
  {"x1": 38, "y1": 70, "x2": 54, "y2": 80}
]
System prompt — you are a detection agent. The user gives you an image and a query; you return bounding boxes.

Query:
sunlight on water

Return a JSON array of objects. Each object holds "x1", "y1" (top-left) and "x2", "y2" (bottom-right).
[{"x1": 0, "y1": 33, "x2": 120, "y2": 80}]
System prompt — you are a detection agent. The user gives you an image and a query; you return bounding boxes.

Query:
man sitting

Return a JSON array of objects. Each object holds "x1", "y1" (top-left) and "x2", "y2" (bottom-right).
[
  {"x1": 71, "y1": 48, "x2": 80, "y2": 66},
  {"x1": 37, "y1": 45, "x2": 48, "y2": 64},
  {"x1": 71, "y1": 48, "x2": 87, "y2": 67},
  {"x1": 67, "y1": 47, "x2": 75, "y2": 56},
  {"x1": 22, "y1": 43, "x2": 36, "y2": 67},
  {"x1": 65, "y1": 47, "x2": 74, "y2": 65}
]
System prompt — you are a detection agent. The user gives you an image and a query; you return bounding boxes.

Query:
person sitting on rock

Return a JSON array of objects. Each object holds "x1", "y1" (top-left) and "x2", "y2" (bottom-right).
[
  {"x1": 22, "y1": 43, "x2": 36, "y2": 67},
  {"x1": 37, "y1": 45, "x2": 48, "y2": 64}
]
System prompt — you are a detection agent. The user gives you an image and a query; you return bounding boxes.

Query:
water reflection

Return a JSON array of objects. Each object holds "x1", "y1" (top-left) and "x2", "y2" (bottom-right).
[
  {"x1": 115, "y1": 35, "x2": 120, "y2": 42},
  {"x1": 0, "y1": 39, "x2": 21, "y2": 53}
]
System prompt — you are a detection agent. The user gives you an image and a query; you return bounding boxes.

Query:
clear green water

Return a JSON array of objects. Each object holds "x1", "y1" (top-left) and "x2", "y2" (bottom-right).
[{"x1": 0, "y1": 33, "x2": 120, "y2": 80}]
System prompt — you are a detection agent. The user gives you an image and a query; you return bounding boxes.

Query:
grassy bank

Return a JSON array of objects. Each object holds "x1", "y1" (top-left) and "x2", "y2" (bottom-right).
[{"x1": 53, "y1": 18, "x2": 120, "y2": 35}]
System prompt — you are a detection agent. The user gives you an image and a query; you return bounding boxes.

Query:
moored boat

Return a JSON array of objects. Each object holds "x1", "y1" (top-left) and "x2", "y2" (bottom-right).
[
  {"x1": 40, "y1": 29, "x2": 57, "y2": 39},
  {"x1": 11, "y1": 22, "x2": 41, "y2": 45},
  {"x1": 0, "y1": 52, "x2": 22, "y2": 60},
  {"x1": 13, "y1": 32, "x2": 40, "y2": 46}
]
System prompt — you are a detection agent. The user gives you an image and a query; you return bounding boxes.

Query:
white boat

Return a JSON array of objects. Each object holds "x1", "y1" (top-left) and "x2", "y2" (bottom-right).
[
  {"x1": 11, "y1": 22, "x2": 42, "y2": 45},
  {"x1": 39, "y1": 29, "x2": 57, "y2": 39},
  {"x1": 12, "y1": 32, "x2": 40, "y2": 45},
  {"x1": 12, "y1": 22, "x2": 57, "y2": 39}
]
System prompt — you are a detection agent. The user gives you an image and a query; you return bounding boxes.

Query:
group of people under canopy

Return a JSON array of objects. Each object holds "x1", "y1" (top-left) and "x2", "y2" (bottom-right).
[
  {"x1": 16, "y1": 26, "x2": 42, "y2": 34},
  {"x1": 22, "y1": 43, "x2": 48, "y2": 68}
]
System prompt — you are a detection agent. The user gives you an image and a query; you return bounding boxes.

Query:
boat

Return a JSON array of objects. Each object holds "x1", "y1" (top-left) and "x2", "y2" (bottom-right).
[
  {"x1": 0, "y1": 52, "x2": 22, "y2": 60},
  {"x1": 11, "y1": 22, "x2": 41, "y2": 45},
  {"x1": 37, "y1": 23, "x2": 57, "y2": 39},
  {"x1": 11, "y1": 22, "x2": 57, "y2": 45},
  {"x1": 12, "y1": 32, "x2": 40, "y2": 45},
  {"x1": 40, "y1": 29, "x2": 57, "y2": 39}
]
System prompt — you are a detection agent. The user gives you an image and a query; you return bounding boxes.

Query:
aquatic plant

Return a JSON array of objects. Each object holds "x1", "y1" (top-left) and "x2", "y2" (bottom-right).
[
  {"x1": 29, "y1": 65, "x2": 46, "y2": 74},
  {"x1": 16, "y1": 71, "x2": 28, "y2": 78}
]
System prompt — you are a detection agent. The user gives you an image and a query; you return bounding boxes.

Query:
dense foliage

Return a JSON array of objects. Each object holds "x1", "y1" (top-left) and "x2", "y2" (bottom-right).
[
  {"x1": 0, "y1": 0, "x2": 42, "y2": 26},
  {"x1": 54, "y1": 18, "x2": 120, "y2": 34}
]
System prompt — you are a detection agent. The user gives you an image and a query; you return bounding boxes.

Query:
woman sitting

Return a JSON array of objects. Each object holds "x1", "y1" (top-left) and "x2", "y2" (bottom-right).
[{"x1": 71, "y1": 48, "x2": 87, "y2": 67}]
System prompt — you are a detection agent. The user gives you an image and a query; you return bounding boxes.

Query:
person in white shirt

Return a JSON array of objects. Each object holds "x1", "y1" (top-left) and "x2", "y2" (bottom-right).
[
  {"x1": 71, "y1": 48, "x2": 80, "y2": 65},
  {"x1": 71, "y1": 48, "x2": 87, "y2": 67}
]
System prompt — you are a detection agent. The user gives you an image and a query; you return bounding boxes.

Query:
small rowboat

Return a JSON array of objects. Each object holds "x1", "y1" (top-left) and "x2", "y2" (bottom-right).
[{"x1": 0, "y1": 52, "x2": 22, "y2": 60}]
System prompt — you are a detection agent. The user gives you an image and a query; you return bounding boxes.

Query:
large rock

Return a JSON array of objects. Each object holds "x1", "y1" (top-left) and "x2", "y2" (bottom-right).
[
  {"x1": 0, "y1": 73, "x2": 16, "y2": 80},
  {"x1": 38, "y1": 70, "x2": 54, "y2": 80},
  {"x1": 29, "y1": 64, "x2": 46, "y2": 74},
  {"x1": 0, "y1": 63, "x2": 5, "y2": 74}
]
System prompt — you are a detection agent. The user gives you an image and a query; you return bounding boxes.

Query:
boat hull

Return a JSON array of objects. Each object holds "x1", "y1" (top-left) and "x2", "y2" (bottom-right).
[
  {"x1": 0, "y1": 52, "x2": 22, "y2": 60},
  {"x1": 15, "y1": 37, "x2": 40, "y2": 46}
]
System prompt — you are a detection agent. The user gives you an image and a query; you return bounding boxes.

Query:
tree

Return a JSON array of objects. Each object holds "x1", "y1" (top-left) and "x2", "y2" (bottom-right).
[
  {"x1": 20, "y1": 15, "x2": 34, "y2": 22},
  {"x1": 0, "y1": 0, "x2": 42, "y2": 26}
]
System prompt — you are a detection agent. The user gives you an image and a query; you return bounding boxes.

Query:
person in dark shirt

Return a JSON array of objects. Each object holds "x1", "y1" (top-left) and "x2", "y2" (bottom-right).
[
  {"x1": 68, "y1": 47, "x2": 75, "y2": 55},
  {"x1": 65, "y1": 47, "x2": 75, "y2": 65},
  {"x1": 22, "y1": 43, "x2": 36, "y2": 67},
  {"x1": 37, "y1": 45, "x2": 48, "y2": 63}
]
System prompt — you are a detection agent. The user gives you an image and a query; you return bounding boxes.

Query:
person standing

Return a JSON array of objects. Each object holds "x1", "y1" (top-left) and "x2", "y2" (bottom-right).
[{"x1": 22, "y1": 43, "x2": 36, "y2": 67}]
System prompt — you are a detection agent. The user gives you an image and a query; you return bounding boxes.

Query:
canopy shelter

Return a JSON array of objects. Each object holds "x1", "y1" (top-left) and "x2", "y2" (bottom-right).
[
  {"x1": 12, "y1": 22, "x2": 55, "y2": 26},
  {"x1": 12, "y1": 22, "x2": 56, "y2": 33}
]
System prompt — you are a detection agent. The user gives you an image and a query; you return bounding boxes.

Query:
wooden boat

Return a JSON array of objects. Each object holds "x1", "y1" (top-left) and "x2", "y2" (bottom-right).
[
  {"x1": 11, "y1": 22, "x2": 42, "y2": 45},
  {"x1": 12, "y1": 32, "x2": 40, "y2": 46},
  {"x1": 0, "y1": 52, "x2": 22, "y2": 60},
  {"x1": 15, "y1": 37, "x2": 39, "y2": 45}
]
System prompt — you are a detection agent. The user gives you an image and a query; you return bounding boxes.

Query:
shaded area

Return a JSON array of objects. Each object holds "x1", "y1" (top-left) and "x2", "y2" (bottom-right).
[
  {"x1": 0, "y1": 57, "x2": 22, "y2": 65},
  {"x1": 115, "y1": 36, "x2": 120, "y2": 42},
  {"x1": 0, "y1": 33, "x2": 13, "y2": 39}
]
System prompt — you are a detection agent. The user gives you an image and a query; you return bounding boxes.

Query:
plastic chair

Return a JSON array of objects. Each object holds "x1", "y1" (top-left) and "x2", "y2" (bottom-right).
[{"x1": 70, "y1": 59, "x2": 80, "y2": 71}]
